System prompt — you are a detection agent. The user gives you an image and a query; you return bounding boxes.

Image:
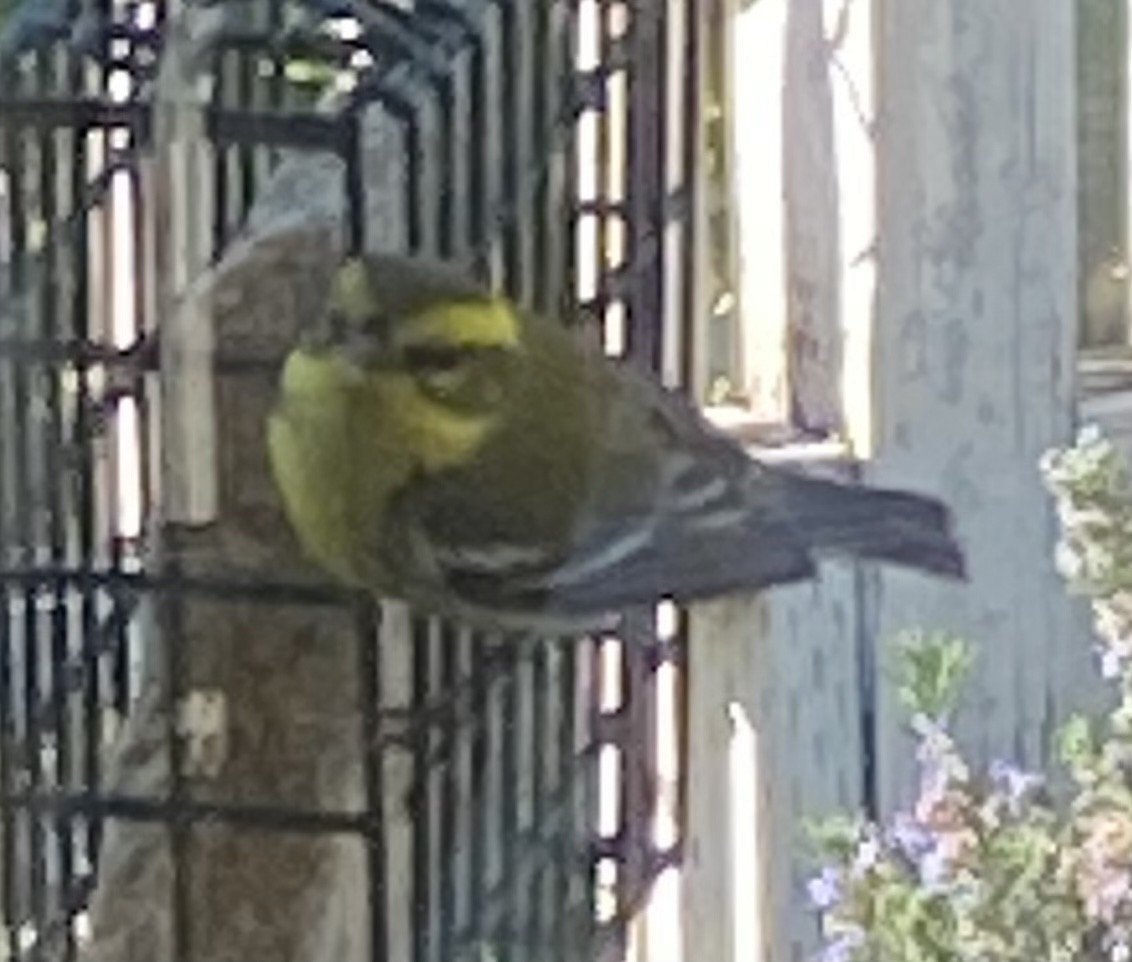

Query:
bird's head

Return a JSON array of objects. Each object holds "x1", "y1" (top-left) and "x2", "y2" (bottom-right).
[{"x1": 293, "y1": 254, "x2": 523, "y2": 411}]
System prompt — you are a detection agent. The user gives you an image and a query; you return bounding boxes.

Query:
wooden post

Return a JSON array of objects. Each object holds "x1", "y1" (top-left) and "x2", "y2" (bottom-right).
[
  {"x1": 683, "y1": 463, "x2": 867, "y2": 962},
  {"x1": 688, "y1": 3, "x2": 1088, "y2": 961},
  {"x1": 869, "y1": 0, "x2": 1088, "y2": 812}
]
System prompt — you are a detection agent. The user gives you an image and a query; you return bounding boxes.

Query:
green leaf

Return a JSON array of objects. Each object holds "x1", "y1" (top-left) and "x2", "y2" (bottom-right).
[
  {"x1": 1057, "y1": 714, "x2": 1096, "y2": 770},
  {"x1": 890, "y1": 631, "x2": 973, "y2": 720},
  {"x1": 802, "y1": 813, "x2": 864, "y2": 857}
]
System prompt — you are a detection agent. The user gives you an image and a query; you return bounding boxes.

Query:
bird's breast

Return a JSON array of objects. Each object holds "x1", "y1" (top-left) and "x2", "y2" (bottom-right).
[{"x1": 267, "y1": 397, "x2": 371, "y2": 586}]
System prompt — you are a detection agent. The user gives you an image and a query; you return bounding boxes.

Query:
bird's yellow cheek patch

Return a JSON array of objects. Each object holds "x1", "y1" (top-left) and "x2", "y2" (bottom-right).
[{"x1": 371, "y1": 374, "x2": 495, "y2": 473}]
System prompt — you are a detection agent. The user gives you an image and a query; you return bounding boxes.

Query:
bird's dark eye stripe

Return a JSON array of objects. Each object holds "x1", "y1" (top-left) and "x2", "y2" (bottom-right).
[{"x1": 402, "y1": 343, "x2": 503, "y2": 371}]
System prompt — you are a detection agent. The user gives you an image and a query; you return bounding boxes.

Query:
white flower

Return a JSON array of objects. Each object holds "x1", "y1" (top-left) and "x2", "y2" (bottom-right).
[
  {"x1": 1055, "y1": 542, "x2": 1085, "y2": 581},
  {"x1": 1078, "y1": 423, "x2": 1104, "y2": 448}
]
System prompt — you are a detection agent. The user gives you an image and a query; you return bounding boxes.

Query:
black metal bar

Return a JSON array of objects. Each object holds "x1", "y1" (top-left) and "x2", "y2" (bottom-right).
[
  {"x1": 557, "y1": 0, "x2": 579, "y2": 338},
  {"x1": 443, "y1": 762, "x2": 598, "y2": 952},
  {"x1": 401, "y1": 93, "x2": 425, "y2": 254},
  {"x1": 625, "y1": 0, "x2": 666, "y2": 373},
  {"x1": 550, "y1": 642, "x2": 571, "y2": 962},
  {"x1": 213, "y1": 46, "x2": 232, "y2": 255},
  {"x1": 356, "y1": 599, "x2": 388, "y2": 962},
  {"x1": 40, "y1": 50, "x2": 79, "y2": 962},
  {"x1": 159, "y1": 550, "x2": 191, "y2": 962},
  {"x1": 437, "y1": 622, "x2": 460, "y2": 962},
  {"x1": 5, "y1": 787, "x2": 375, "y2": 834},
  {"x1": 0, "y1": 566, "x2": 363, "y2": 606},
  {"x1": 677, "y1": 0, "x2": 701, "y2": 394},
  {"x1": 410, "y1": 616, "x2": 432, "y2": 962},
  {"x1": 0, "y1": 39, "x2": 21, "y2": 955},
  {"x1": 497, "y1": 0, "x2": 532, "y2": 301},
  {"x1": 525, "y1": 641, "x2": 548, "y2": 957},
  {"x1": 496, "y1": 642, "x2": 519, "y2": 962},
  {"x1": 465, "y1": 633, "x2": 489, "y2": 954},
  {"x1": 342, "y1": 111, "x2": 365, "y2": 255},
  {"x1": 108, "y1": 542, "x2": 133, "y2": 722},
  {"x1": 9, "y1": 59, "x2": 50, "y2": 961},
  {"x1": 0, "y1": 589, "x2": 17, "y2": 961},
  {"x1": 236, "y1": 42, "x2": 258, "y2": 225},
  {"x1": 70, "y1": 49, "x2": 103, "y2": 895},
  {"x1": 0, "y1": 98, "x2": 148, "y2": 134}
]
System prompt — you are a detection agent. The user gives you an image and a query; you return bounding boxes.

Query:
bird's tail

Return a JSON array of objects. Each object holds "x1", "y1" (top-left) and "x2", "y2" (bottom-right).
[{"x1": 781, "y1": 473, "x2": 967, "y2": 579}]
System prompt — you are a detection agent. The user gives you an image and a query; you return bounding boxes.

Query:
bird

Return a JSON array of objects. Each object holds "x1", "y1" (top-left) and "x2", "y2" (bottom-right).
[{"x1": 266, "y1": 253, "x2": 966, "y2": 635}]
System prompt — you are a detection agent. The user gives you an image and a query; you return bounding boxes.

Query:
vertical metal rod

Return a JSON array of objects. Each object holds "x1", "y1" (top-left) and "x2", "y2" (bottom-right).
[
  {"x1": 436, "y1": 74, "x2": 456, "y2": 260},
  {"x1": 212, "y1": 47, "x2": 231, "y2": 257},
  {"x1": 343, "y1": 115, "x2": 366, "y2": 257},
  {"x1": 69, "y1": 37, "x2": 102, "y2": 892},
  {"x1": 236, "y1": 40, "x2": 256, "y2": 224},
  {"x1": 436, "y1": 621, "x2": 458, "y2": 962},
  {"x1": 9, "y1": 61, "x2": 49, "y2": 961},
  {"x1": 525, "y1": 642, "x2": 548, "y2": 957},
  {"x1": 410, "y1": 616, "x2": 432, "y2": 962},
  {"x1": 39, "y1": 44, "x2": 78, "y2": 962},
  {"x1": 466, "y1": 22, "x2": 488, "y2": 270},
  {"x1": 466, "y1": 636, "x2": 489, "y2": 953},
  {"x1": 625, "y1": 0, "x2": 665, "y2": 373},
  {"x1": 357, "y1": 600, "x2": 388, "y2": 962},
  {"x1": 497, "y1": 643, "x2": 520, "y2": 962},
  {"x1": 0, "y1": 47, "x2": 18, "y2": 952},
  {"x1": 0, "y1": 582, "x2": 15, "y2": 961}
]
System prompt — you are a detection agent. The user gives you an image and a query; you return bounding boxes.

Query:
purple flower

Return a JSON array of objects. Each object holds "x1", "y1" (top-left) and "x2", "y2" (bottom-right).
[
  {"x1": 850, "y1": 834, "x2": 881, "y2": 877},
  {"x1": 910, "y1": 712, "x2": 947, "y2": 738},
  {"x1": 807, "y1": 866, "x2": 843, "y2": 910},
  {"x1": 988, "y1": 759, "x2": 1042, "y2": 812},
  {"x1": 918, "y1": 845, "x2": 954, "y2": 892},
  {"x1": 912, "y1": 828, "x2": 977, "y2": 893},
  {"x1": 1100, "y1": 645, "x2": 1128, "y2": 680},
  {"x1": 818, "y1": 925, "x2": 865, "y2": 962},
  {"x1": 886, "y1": 811, "x2": 934, "y2": 862},
  {"x1": 915, "y1": 728, "x2": 969, "y2": 793}
]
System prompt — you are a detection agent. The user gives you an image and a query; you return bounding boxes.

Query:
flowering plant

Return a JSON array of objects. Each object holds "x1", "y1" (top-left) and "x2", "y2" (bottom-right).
[{"x1": 807, "y1": 426, "x2": 1132, "y2": 962}]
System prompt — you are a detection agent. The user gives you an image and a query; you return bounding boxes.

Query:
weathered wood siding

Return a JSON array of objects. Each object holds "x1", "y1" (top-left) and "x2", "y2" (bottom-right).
[
  {"x1": 869, "y1": 0, "x2": 1087, "y2": 809},
  {"x1": 683, "y1": 569, "x2": 864, "y2": 962},
  {"x1": 685, "y1": 3, "x2": 1094, "y2": 961}
]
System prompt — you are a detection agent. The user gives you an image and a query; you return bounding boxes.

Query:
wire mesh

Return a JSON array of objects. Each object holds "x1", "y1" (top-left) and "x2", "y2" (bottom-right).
[{"x1": 0, "y1": 1, "x2": 702, "y2": 960}]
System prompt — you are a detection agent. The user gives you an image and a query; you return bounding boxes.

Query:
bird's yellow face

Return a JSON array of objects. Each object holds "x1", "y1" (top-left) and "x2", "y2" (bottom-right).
[
  {"x1": 285, "y1": 255, "x2": 526, "y2": 473},
  {"x1": 269, "y1": 256, "x2": 529, "y2": 586}
]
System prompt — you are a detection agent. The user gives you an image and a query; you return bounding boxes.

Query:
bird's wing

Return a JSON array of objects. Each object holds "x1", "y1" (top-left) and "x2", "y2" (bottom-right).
[{"x1": 401, "y1": 361, "x2": 816, "y2": 620}]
